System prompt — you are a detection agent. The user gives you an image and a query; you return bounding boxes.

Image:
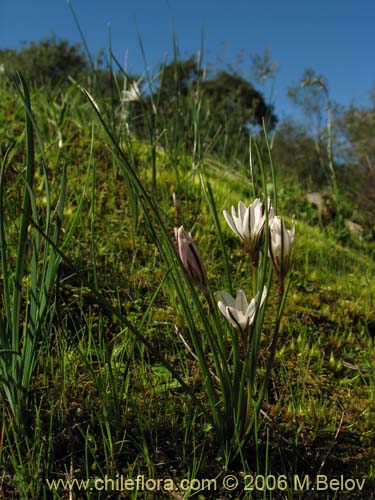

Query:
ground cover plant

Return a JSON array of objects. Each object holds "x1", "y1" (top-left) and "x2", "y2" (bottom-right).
[{"x1": 0, "y1": 35, "x2": 375, "y2": 500}]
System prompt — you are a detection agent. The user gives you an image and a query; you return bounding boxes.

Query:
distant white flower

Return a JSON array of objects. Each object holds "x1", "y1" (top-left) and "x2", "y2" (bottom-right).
[
  {"x1": 123, "y1": 79, "x2": 142, "y2": 102},
  {"x1": 172, "y1": 192, "x2": 179, "y2": 210},
  {"x1": 223, "y1": 198, "x2": 273, "y2": 255},
  {"x1": 218, "y1": 287, "x2": 267, "y2": 332},
  {"x1": 0, "y1": 64, "x2": 4, "y2": 74},
  {"x1": 268, "y1": 216, "x2": 295, "y2": 280},
  {"x1": 57, "y1": 131, "x2": 63, "y2": 149}
]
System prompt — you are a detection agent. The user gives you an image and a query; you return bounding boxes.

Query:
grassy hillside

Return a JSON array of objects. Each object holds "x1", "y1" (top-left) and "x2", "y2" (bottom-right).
[{"x1": 0, "y1": 77, "x2": 374, "y2": 499}]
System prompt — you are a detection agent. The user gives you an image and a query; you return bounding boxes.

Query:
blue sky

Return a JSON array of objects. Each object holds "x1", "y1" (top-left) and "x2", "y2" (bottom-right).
[{"x1": 1, "y1": 0, "x2": 374, "y2": 119}]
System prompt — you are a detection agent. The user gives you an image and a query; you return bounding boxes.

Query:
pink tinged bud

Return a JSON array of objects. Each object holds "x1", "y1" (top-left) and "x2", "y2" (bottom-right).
[
  {"x1": 174, "y1": 226, "x2": 206, "y2": 286},
  {"x1": 268, "y1": 216, "x2": 295, "y2": 281},
  {"x1": 217, "y1": 287, "x2": 267, "y2": 332}
]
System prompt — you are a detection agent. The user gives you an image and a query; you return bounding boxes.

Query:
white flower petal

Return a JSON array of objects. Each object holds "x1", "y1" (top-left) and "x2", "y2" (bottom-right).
[
  {"x1": 242, "y1": 206, "x2": 251, "y2": 238},
  {"x1": 238, "y1": 201, "x2": 247, "y2": 220},
  {"x1": 218, "y1": 300, "x2": 230, "y2": 320},
  {"x1": 232, "y1": 206, "x2": 245, "y2": 238},
  {"x1": 235, "y1": 289, "x2": 248, "y2": 311},
  {"x1": 245, "y1": 297, "x2": 258, "y2": 324},
  {"x1": 218, "y1": 291, "x2": 236, "y2": 308},
  {"x1": 260, "y1": 286, "x2": 268, "y2": 306},
  {"x1": 223, "y1": 210, "x2": 238, "y2": 236}
]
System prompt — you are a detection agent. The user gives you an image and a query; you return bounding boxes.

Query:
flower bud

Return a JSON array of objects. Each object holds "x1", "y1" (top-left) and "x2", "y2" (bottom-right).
[
  {"x1": 268, "y1": 216, "x2": 295, "y2": 281},
  {"x1": 174, "y1": 226, "x2": 207, "y2": 287}
]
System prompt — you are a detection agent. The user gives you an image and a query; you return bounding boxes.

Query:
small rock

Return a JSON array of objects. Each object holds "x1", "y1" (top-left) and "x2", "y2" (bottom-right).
[
  {"x1": 345, "y1": 219, "x2": 364, "y2": 234},
  {"x1": 304, "y1": 192, "x2": 325, "y2": 210}
]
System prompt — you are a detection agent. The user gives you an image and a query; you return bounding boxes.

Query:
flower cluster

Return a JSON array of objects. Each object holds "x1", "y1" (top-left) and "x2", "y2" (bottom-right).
[
  {"x1": 172, "y1": 192, "x2": 295, "y2": 445},
  {"x1": 218, "y1": 198, "x2": 295, "y2": 330},
  {"x1": 174, "y1": 197, "x2": 295, "y2": 332},
  {"x1": 223, "y1": 198, "x2": 294, "y2": 279}
]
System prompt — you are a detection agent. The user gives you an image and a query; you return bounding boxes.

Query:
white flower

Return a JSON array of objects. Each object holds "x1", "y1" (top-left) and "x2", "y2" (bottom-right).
[
  {"x1": 223, "y1": 198, "x2": 273, "y2": 254},
  {"x1": 172, "y1": 192, "x2": 179, "y2": 210},
  {"x1": 268, "y1": 216, "x2": 295, "y2": 280},
  {"x1": 123, "y1": 80, "x2": 142, "y2": 102},
  {"x1": 57, "y1": 131, "x2": 63, "y2": 149},
  {"x1": 218, "y1": 287, "x2": 267, "y2": 332}
]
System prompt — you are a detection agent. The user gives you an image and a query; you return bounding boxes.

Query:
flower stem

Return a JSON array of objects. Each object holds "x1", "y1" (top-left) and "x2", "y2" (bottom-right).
[
  {"x1": 252, "y1": 261, "x2": 257, "y2": 298},
  {"x1": 233, "y1": 277, "x2": 290, "y2": 461}
]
